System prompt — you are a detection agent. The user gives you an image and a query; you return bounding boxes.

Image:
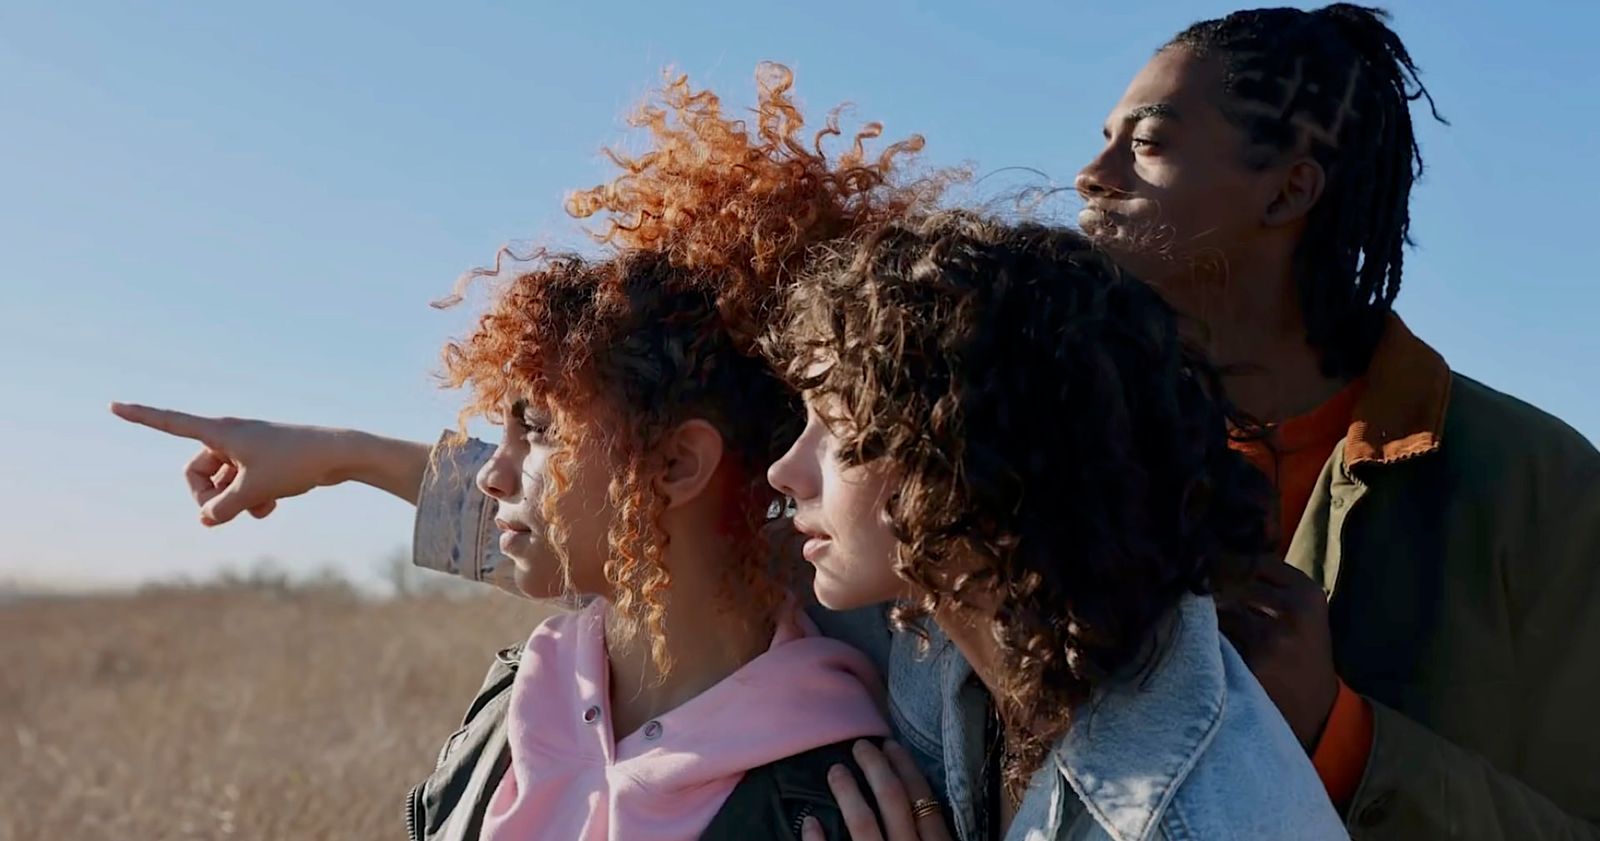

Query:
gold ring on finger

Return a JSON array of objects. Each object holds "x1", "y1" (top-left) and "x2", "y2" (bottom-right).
[{"x1": 911, "y1": 798, "x2": 942, "y2": 820}]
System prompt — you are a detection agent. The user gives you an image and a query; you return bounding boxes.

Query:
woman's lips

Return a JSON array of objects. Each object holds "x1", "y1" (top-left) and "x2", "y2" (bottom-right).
[
  {"x1": 496, "y1": 519, "x2": 533, "y2": 556},
  {"x1": 498, "y1": 530, "x2": 531, "y2": 555}
]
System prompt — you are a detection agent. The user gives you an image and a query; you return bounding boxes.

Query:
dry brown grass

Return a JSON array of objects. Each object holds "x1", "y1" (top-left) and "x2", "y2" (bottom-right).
[{"x1": 0, "y1": 587, "x2": 555, "y2": 840}]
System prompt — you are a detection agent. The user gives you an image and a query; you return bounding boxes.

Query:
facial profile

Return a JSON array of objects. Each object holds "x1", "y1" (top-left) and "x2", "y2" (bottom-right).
[
  {"x1": 476, "y1": 398, "x2": 616, "y2": 599},
  {"x1": 768, "y1": 394, "x2": 907, "y2": 611}
]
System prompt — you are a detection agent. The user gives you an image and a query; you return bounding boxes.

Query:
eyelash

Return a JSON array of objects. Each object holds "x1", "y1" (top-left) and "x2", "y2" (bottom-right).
[{"x1": 518, "y1": 415, "x2": 550, "y2": 440}]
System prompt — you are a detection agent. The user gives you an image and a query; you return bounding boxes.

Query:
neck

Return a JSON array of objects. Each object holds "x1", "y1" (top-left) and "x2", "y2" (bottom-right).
[
  {"x1": 1154, "y1": 246, "x2": 1349, "y2": 423},
  {"x1": 934, "y1": 602, "x2": 1008, "y2": 707},
  {"x1": 934, "y1": 601, "x2": 1024, "y2": 821},
  {"x1": 601, "y1": 524, "x2": 774, "y2": 740}
]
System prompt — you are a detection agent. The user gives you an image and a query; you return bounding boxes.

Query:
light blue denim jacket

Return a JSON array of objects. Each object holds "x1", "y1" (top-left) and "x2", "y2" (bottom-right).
[{"x1": 416, "y1": 436, "x2": 1348, "y2": 841}]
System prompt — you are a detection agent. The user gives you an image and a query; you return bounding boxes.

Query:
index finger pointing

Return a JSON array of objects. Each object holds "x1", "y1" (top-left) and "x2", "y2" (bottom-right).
[{"x1": 111, "y1": 402, "x2": 218, "y2": 443}]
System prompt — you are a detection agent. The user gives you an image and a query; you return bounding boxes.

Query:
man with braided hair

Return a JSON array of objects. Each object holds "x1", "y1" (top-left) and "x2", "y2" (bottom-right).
[{"x1": 1077, "y1": 5, "x2": 1600, "y2": 838}]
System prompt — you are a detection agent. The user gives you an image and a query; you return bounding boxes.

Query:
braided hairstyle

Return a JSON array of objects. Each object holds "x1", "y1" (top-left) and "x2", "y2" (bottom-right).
[{"x1": 1168, "y1": 4, "x2": 1445, "y2": 378}]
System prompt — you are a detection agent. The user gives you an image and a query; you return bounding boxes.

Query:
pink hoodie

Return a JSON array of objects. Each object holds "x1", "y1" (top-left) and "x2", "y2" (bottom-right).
[{"x1": 479, "y1": 599, "x2": 889, "y2": 841}]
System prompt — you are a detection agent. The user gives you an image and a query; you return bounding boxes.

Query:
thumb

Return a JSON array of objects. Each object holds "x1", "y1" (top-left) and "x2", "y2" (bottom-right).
[{"x1": 200, "y1": 475, "x2": 258, "y2": 526}]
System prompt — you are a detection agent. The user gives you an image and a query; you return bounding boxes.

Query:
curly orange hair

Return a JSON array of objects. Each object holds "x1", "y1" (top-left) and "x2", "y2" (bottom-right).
[{"x1": 439, "y1": 63, "x2": 945, "y2": 670}]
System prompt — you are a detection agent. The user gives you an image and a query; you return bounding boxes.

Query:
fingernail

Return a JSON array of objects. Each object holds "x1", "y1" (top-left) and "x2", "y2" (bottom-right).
[
  {"x1": 828, "y1": 763, "x2": 848, "y2": 781},
  {"x1": 802, "y1": 816, "x2": 821, "y2": 832}
]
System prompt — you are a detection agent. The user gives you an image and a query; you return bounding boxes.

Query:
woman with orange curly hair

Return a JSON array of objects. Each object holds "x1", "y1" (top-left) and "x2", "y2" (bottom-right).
[
  {"x1": 405, "y1": 66, "x2": 941, "y2": 841},
  {"x1": 767, "y1": 213, "x2": 1345, "y2": 840}
]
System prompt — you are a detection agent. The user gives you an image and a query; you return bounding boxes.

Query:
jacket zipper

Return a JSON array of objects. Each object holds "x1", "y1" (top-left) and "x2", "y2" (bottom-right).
[
  {"x1": 404, "y1": 783, "x2": 423, "y2": 841},
  {"x1": 790, "y1": 803, "x2": 816, "y2": 838}
]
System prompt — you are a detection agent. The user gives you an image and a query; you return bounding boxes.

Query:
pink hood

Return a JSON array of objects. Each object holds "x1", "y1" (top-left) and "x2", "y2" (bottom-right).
[{"x1": 481, "y1": 598, "x2": 888, "y2": 841}]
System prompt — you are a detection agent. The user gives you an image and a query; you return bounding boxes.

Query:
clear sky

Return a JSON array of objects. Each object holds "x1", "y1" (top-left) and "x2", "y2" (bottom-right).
[{"x1": 3, "y1": 1, "x2": 1596, "y2": 589}]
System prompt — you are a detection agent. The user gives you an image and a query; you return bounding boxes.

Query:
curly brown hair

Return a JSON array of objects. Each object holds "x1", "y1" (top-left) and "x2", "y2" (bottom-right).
[
  {"x1": 438, "y1": 64, "x2": 941, "y2": 671},
  {"x1": 774, "y1": 212, "x2": 1273, "y2": 793}
]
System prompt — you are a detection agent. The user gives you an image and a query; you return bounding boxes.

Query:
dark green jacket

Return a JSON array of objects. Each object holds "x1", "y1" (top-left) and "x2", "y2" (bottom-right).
[
  {"x1": 1288, "y1": 318, "x2": 1600, "y2": 839},
  {"x1": 404, "y1": 644, "x2": 884, "y2": 841}
]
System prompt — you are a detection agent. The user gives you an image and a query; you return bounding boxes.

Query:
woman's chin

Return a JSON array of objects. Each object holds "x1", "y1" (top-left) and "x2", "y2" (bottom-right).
[
  {"x1": 512, "y1": 564, "x2": 568, "y2": 600},
  {"x1": 810, "y1": 569, "x2": 873, "y2": 612}
]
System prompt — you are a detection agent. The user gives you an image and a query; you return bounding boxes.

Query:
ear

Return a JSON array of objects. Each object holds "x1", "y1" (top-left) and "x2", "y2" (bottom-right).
[
  {"x1": 654, "y1": 419, "x2": 726, "y2": 510},
  {"x1": 1263, "y1": 158, "x2": 1326, "y2": 228}
]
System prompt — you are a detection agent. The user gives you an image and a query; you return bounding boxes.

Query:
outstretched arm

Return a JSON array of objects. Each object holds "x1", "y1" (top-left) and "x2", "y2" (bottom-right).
[{"x1": 111, "y1": 402, "x2": 431, "y2": 521}]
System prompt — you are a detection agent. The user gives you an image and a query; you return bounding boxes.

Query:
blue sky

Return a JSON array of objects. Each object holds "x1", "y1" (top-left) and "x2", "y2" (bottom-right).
[{"x1": 3, "y1": 1, "x2": 1596, "y2": 589}]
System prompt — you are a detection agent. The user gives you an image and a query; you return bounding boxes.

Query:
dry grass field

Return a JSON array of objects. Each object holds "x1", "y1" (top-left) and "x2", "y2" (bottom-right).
[{"x1": 0, "y1": 586, "x2": 555, "y2": 840}]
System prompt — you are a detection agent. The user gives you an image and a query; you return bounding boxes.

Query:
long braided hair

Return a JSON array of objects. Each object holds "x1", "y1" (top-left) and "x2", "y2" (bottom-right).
[{"x1": 1169, "y1": 4, "x2": 1446, "y2": 378}]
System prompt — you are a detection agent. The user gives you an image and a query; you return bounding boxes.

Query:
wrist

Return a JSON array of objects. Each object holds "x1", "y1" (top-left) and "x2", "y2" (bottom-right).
[
  {"x1": 1304, "y1": 674, "x2": 1343, "y2": 750},
  {"x1": 326, "y1": 431, "x2": 432, "y2": 504},
  {"x1": 317, "y1": 427, "x2": 374, "y2": 488},
  {"x1": 1311, "y1": 680, "x2": 1375, "y2": 809}
]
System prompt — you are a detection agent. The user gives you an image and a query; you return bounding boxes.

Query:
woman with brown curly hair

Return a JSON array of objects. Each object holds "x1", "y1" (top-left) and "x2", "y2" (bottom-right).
[{"x1": 767, "y1": 213, "x2": 1346, "y2": 840}]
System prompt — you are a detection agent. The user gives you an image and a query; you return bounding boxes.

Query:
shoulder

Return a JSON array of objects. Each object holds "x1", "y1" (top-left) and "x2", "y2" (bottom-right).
[
  {"x1": 702, "y1": 738, "x2": 883, "y2": 841},
  {"x1": 410, "y1": 642, "x2": 522, "y2": 841},
  {"x1": 765, "y1": 739, "x2": 868, "y2": 796},
  {"x1": 1432, "y1": 374, "x2": 1600, "y2": 561},
  {"x1": 452, "y1": 640, "x2": 524, "y2": 734},
  {"x1": 1443, "y1": 374, "x2": 1600, "y2": 480},
  {"x1": 1157, "y1": 642, "x2": 1346, "y2": 840}
]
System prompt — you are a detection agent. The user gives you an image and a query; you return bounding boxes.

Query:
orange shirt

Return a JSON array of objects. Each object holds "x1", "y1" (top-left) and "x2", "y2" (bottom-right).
[
  {"x1": 1229, "y1": 378, "x2": 1374, "y2": 809},
  {"x1": 1231, "y1": 378, "x2": 1367, "y2": 555}
]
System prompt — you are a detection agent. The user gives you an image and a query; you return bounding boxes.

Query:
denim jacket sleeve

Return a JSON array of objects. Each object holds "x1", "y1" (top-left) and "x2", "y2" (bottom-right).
[{"x1": 411, "y1": 432, "x2": 521, "y2": 596}]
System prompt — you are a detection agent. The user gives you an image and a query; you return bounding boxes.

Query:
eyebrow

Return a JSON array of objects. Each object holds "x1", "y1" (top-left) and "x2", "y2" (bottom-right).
[
  {"x1": 1105, "y1": 102, "x2": 1182, "y2": 136},
  {"x1": 1128, "y1": 103, "x2": 1181, "y2": 122}
]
